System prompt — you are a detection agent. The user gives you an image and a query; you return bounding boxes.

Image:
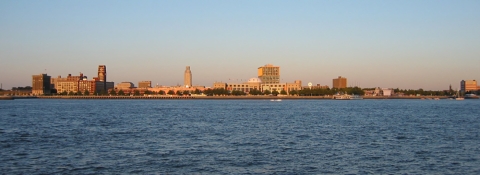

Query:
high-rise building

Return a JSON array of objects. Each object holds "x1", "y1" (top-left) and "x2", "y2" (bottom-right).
[
  {"x1": 32, "y1": 74, "x2": 51, "y2": 95},
  {"x1": 258, "y1": 64, "x2": 280, "y2": 84},
  {"x1": 138, "y1": 81, "x2": 152, "y2": 88},
  {"x1": 460, "y1": 80, "x2": 478, "y2": 92},
  {"x1": 98, "y1": 65, "x2": 107, "y2": 91},
  {"x1": 184, "y1": 66, "x2": 192, "y2": 87},
  {"x1": 333, "y1": 76, "x2": 347, "y2": 89}
]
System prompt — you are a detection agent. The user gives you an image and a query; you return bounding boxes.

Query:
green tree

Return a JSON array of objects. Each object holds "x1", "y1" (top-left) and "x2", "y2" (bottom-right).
[
  {"x1": 183, "y1": 90, "x2": 190, "y2": 96},
  {"x1": 167, "y1": 90, "x2": 175, "y2": 95},
  {"x1": 118, "y1": 90, "x2": 125, "y2": 96},
  {"x1": 249, "y1": 89, "x2": 262, "y2": 95},
  {"x1": 272, "y1": 90, "x2": 279, "y2": 96},
  {"x1": 159, "y1": 90, "x2": 165, "y2": 95},
  {"x1": 193, "y1": 89, "x2": 201, "y2": 94},
  {"x1": 231, "y1": 90, "x2": 245, "y2": 96},
  {"x1": 203, "y1": 89, "x2": 213, "y2": 96},
  {"x1": 110, "y1": 90, "x2": 117, "y2": 96},
  {"x1": 280, "y1": 90, "x2": 287, "y2": 95},
  {"x1": 77, "y1": 91, "x2": 83, "y2": 96},
  {"x1": 134, "y1": 90, "x2": 140, "y2": 96},
  {"x1": 84, "y1": 90, "x2": 89, "y2": 96},
  {"x1": 176, "y1": 90, "x2": 183, "y2": 96},
  {"x1": 144, "y1": 90, "x2": 151, "y2": 95},
  {"x1": 68, "y1": 91, "x2": 74, "y2": 96},
  {"x1": 289, "y1": 90, "x2": 298, "y2": 96},
  {"x1": 263, "y1": 90, "x2": 271, "y2": 95}
]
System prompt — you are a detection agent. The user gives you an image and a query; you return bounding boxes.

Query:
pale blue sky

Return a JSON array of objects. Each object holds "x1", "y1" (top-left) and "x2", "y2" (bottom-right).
[{"x1": 1, "y1": 0, "x2": 479, "y2": 90}]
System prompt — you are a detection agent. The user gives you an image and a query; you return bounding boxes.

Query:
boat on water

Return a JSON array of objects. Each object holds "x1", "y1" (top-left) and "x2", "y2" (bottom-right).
[
  {"x1": 332, "y1": 94, "x2": 350, "y2": 100},
  {"x1": 454, "y1": 91, "x2": 464, "y2": 100},
  {"x1": 465, "y1": 94, "x2": 479, "y2": 99},
  {"x1": 332, "y1": 93, "x2": 363, "y2": 100},
  {"x1": 270, "y1": 99, "x2": 282, "y2": 102},
  {"x1": 349, "y1": 94, "x2": 363, "y2": 100}
]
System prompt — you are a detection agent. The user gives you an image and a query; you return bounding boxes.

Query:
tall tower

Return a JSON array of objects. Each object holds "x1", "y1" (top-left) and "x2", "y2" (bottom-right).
[
  {"x1": 258, "y1": 64, "x2": 280, "y2": 84},
  {"x1": 184, "y1": 66, "x2": 192, "y2": 87},
  {"x1": 98, "y1": 65, "x2": 107, "y2": 91}
]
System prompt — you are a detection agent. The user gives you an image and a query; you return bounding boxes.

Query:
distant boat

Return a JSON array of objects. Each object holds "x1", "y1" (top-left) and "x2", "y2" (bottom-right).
[
  {"x1": 332, "y1": 93, "x2": 363, "y2": 100},
  {"x1": 332, "y1": 93, "x2": 350, "y2": 100},
  {"x1": 270, "y1": 99, "x2": 282, "y2": 102},
  {"x1": 455, "y1": 91, "x2": 464, "y2": 101},
  {"x1": 349, "y1": 94, "x2": 363, "y2": 100},
  {"x1": 465, "y1": 94, "x2": 479, "y2": 99}
]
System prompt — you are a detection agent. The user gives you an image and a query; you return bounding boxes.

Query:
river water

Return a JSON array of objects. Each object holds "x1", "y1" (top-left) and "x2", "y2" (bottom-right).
[{"x1": 1, "y1": 99, "x2": 479, "y2": 174}]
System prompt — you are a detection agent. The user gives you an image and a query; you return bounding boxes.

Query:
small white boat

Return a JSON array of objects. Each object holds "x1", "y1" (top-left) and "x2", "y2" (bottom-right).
[
  {"x1": 454, "y1": 90, "x2": 464, "y2": 100},
  {"x1": 349, "y1": 94, "x2": 363, "y2": 100},
  {"x1": 332, "y1": 94, "x2": 350, "y2": 100}
]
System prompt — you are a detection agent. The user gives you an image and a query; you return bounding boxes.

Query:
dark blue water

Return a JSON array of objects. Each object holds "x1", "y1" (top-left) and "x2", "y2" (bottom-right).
[{"x1": 1, "y1": 99, "x2": 479, "y2": 174}]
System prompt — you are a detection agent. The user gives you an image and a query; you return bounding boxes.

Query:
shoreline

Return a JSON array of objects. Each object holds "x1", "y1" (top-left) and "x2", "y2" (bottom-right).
[{"x1": 1, "y1": 95, "x2": 463, "y2": 100}]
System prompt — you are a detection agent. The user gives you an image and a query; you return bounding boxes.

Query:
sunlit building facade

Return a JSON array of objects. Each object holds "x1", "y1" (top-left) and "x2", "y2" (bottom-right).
[
  {"x1": 32, "y1": 74, "x2": 51, "y2": 95},
  {"x1": 333, "y1": 76, "x2": 347, "y2": 89},
  {"x1": 138, "y1": 81, "x2": 152, "y2": 88},
  {"x1": 258, "y1": 64, "x2": 280, "y2": 84},
  {"x1": 460, "y1": 80, "x2": 478, "y2": 92}
]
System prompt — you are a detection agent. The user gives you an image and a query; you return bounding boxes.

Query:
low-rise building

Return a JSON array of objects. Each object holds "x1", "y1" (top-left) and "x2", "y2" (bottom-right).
[{"x1": 138, "y1": 81, "x2": 152, "y2": 88}]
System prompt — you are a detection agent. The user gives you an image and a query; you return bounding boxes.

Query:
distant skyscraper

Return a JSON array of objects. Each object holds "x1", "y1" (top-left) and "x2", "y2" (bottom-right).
[
  {"x1": 333, "y1": 76, "x2": 347, "y2": 89},
  {"x1": 32, "y1": 74, "x2": 51, "y2": 95},
  {"x1": 184, "y1": 66, "x2": 192, "y2": 87},
  {"x1": 258, "y1": 64, "x2": 280, "y2": 84},
  {"x1": 98, "y1": 65, "x2": 107, "y2": 91}
]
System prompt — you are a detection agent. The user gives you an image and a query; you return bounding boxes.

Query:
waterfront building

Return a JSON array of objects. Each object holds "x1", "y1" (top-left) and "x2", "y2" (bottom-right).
[
  {"x1": 224, "y1": 78, "x2": 262, "y2": 93},
  {"x1": 51, "y1": 65, "x2": 113, "y2": 94},
  {"x1": 32, "y1": 74, "x2": 51, "y2": 95},
  {"x1": 116, "y1": 82, "x2": 135, "y2": 89},
  {"x1": 138, "y1": 81, "x2": 152, "y2": 88},
  {"x1": 286, "y1": 80, "x2": 302, "y2": 92},
  {"x1": 98, "y1": 65, "x2": 107, "y2": 91},
  {"x1": 258, "y1": 64, "x2": 280, "y2": 84},
  {"x1": 184, "y1": 66, "x2": 192, "y2": 88},
  {"x1": 333, "y1": 76, "x2": 347, "y2": 89},
  {"x1": 460, "y1": 80, "x2": 478, "y2": 92},
  {"x1": 314, "y1": 84, "x2": 329, "y2": 89},
  {"x1": 382, "y1": 88, "x2": 393, "y2": 96},
  {"x1": 369, "y1": 87, "x2": 394, "y2": 96},
  {"x1": 51, "y1": 73, "x2": 83, "y2": 94},
  {"x1": 210, "y1": 64, "x2": 302, "y2": 95},
  {"x1": 147, "y1": 85, "x2": 207, "y2": 95},
  {"x1": 213, "y1": 82, "x2": 227, "y2": 89},
  {"x1": 214, "y1": 78, "x2": 301, "y2": 95}
]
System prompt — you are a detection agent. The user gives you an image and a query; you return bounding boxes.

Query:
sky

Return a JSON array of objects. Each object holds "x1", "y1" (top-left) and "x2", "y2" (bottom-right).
[{"x1": 1, "y1": 0, "x2": 479, "y2": 90}]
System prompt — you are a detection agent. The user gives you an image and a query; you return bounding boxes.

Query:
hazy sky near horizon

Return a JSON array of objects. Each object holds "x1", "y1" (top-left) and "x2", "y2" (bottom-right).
[{"x1": 1, "y1": 0, "x2": 479, "y2": 90}]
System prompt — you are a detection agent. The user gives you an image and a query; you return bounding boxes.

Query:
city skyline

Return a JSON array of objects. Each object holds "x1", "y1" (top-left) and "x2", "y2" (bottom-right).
[{"x1": 1, "y1": 1, "x2": 479, "y2": 90}]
